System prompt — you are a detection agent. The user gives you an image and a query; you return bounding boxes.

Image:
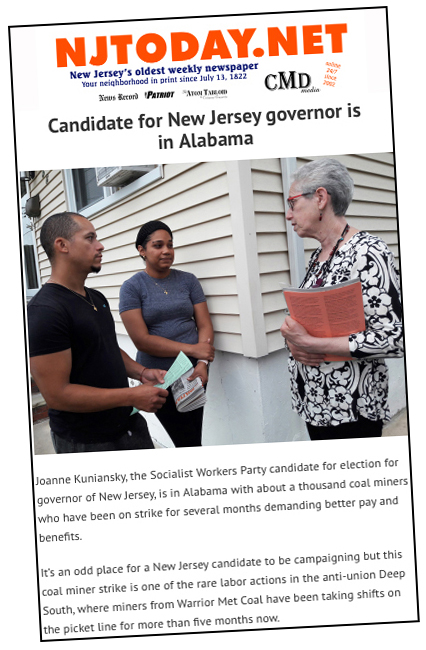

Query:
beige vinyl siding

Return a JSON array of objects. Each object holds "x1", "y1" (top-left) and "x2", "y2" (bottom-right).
[
  {"x1": 297, "y1": 153, "x2": 398, "y2": 265},
  {"x1": 31, "y1": 170, "x2": 67, "y2": 284},
  {"x1": 251, "y1": 159, "x2": 289, "y2": 354}
]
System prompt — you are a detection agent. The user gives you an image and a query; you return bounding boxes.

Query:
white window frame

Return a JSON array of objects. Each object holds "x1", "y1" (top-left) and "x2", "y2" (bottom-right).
[{"x1": 63, "y1": 165, "x2": 164, "y2": 218}]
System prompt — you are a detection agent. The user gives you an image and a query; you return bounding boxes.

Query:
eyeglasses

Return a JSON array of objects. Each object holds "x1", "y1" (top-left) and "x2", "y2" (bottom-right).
[{"x1": 287, "y1": 193, "x2": 312, "y2": 210}]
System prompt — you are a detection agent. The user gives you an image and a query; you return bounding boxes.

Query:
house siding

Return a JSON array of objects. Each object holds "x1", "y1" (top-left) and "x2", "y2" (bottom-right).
[
  {"x1": 32, "y1": 170, "x2": 67, "y2": 284},
  {"x1": 298, "y1": 153, "x2": 398, "y2": 264},
  {"x1": 251, "y1": 159, "x2": 289, "y2": 354}
]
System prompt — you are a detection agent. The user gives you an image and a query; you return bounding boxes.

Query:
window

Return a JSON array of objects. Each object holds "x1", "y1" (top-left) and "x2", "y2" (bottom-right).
[
  {"x1": 72, "y1": 168, "x2": 104, "y2": 211},
  {"x1": 64, "y1": 165, "x2": 163, "y2": 217}
]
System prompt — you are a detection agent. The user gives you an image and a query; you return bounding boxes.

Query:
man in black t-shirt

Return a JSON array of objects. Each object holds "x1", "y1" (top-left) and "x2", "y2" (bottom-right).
[{"x1": 28, "y1": 212, "x2": 168, "y2": 453}]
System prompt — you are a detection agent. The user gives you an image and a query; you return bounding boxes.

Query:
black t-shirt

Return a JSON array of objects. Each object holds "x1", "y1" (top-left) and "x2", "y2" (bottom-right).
[{"x1": 28, "y1": 283, "x2": 132, "y2": 442}]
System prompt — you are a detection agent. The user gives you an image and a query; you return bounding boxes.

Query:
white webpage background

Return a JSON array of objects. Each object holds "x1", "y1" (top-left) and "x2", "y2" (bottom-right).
[{"x1": 1, "y1": 1, "x2": 424, "y2": 649}]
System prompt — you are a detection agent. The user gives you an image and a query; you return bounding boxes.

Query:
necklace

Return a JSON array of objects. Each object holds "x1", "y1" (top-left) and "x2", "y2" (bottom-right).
[
  {"x1": 144, "y1": 270, "x2": 172, "y2": 295},
  {"x1": 300, "y1": 223, "x2": 350, "y2": 288},
  {"x1": 48, "y1": 282, "x2": 97, "y2": 310}
]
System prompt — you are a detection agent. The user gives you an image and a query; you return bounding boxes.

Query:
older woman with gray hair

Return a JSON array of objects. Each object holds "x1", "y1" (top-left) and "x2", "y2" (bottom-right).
[{"x1": 280, "y1": 158, "x2": 403, "y2": 440}]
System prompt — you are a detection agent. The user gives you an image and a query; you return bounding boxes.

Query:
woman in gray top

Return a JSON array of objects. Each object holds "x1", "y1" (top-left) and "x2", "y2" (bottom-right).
[{"x1": 119, "y1": 220, "x2": 214, "y2": 447}]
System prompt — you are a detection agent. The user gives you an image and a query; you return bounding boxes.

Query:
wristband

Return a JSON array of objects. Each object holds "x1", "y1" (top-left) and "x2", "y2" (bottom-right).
[
  {"x1": 198, "y1": 360, "x2": 209, "y2": 365},
  {"x1": 140, "y1": 367, "x2": 148, "y2": 383}
]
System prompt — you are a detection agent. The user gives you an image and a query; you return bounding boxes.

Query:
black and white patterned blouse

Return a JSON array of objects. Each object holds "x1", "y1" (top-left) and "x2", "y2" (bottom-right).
[{"x1": 288, "y1": 231, "x2": 403, "y2": 427}]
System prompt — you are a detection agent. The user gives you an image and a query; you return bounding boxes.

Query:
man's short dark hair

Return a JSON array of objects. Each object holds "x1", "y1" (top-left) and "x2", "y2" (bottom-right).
[{"x1": 40, "y1": 212, "x2": 82, "y2": 261}]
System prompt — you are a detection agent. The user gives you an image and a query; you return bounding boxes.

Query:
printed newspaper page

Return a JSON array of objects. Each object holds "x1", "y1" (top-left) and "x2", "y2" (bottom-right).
[{"x1": 3, "y1": 2, "x2": 424, "y2": 649}]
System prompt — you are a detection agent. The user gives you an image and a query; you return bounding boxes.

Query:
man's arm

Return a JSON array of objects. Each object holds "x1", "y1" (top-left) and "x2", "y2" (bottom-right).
[{"x1": 31, "y1": 349, "x2": 168, "y2": 413}]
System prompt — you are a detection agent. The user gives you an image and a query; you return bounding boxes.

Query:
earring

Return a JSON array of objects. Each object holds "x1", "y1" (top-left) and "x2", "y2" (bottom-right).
[{"x1": 319, "y1": 213, "x2": 323, "y2": 221}]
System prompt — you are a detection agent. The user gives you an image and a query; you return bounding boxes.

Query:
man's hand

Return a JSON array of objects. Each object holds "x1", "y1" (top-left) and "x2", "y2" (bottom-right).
[
  {"x1": 141, "y1": 368, "x2": 167, "y2": 385},
  {"x1": 188, "y1": 362, "x2": 208, "y2": 386},
  {"x1": 132, "y1": 385, "x2": 168, "y2": 413}
]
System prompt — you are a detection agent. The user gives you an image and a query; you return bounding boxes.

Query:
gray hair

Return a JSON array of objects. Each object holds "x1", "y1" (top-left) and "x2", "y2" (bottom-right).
[
  {"x1": 292, "y1": 158, "x2": 354, "y2": 216},
  {"x1": 40, "y1": 212, "x2": 82, "y2": 261}
]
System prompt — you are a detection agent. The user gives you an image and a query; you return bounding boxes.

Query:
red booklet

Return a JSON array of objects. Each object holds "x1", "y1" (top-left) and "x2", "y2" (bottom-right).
[{"x1": 282, "y1": 279, "x2": 365, "y2": 362}]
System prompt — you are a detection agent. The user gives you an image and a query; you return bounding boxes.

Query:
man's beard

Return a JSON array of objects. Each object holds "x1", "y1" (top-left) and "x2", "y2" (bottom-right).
[{"x1": 90, "y1": 265, "x2": 101, "y2": 274}]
